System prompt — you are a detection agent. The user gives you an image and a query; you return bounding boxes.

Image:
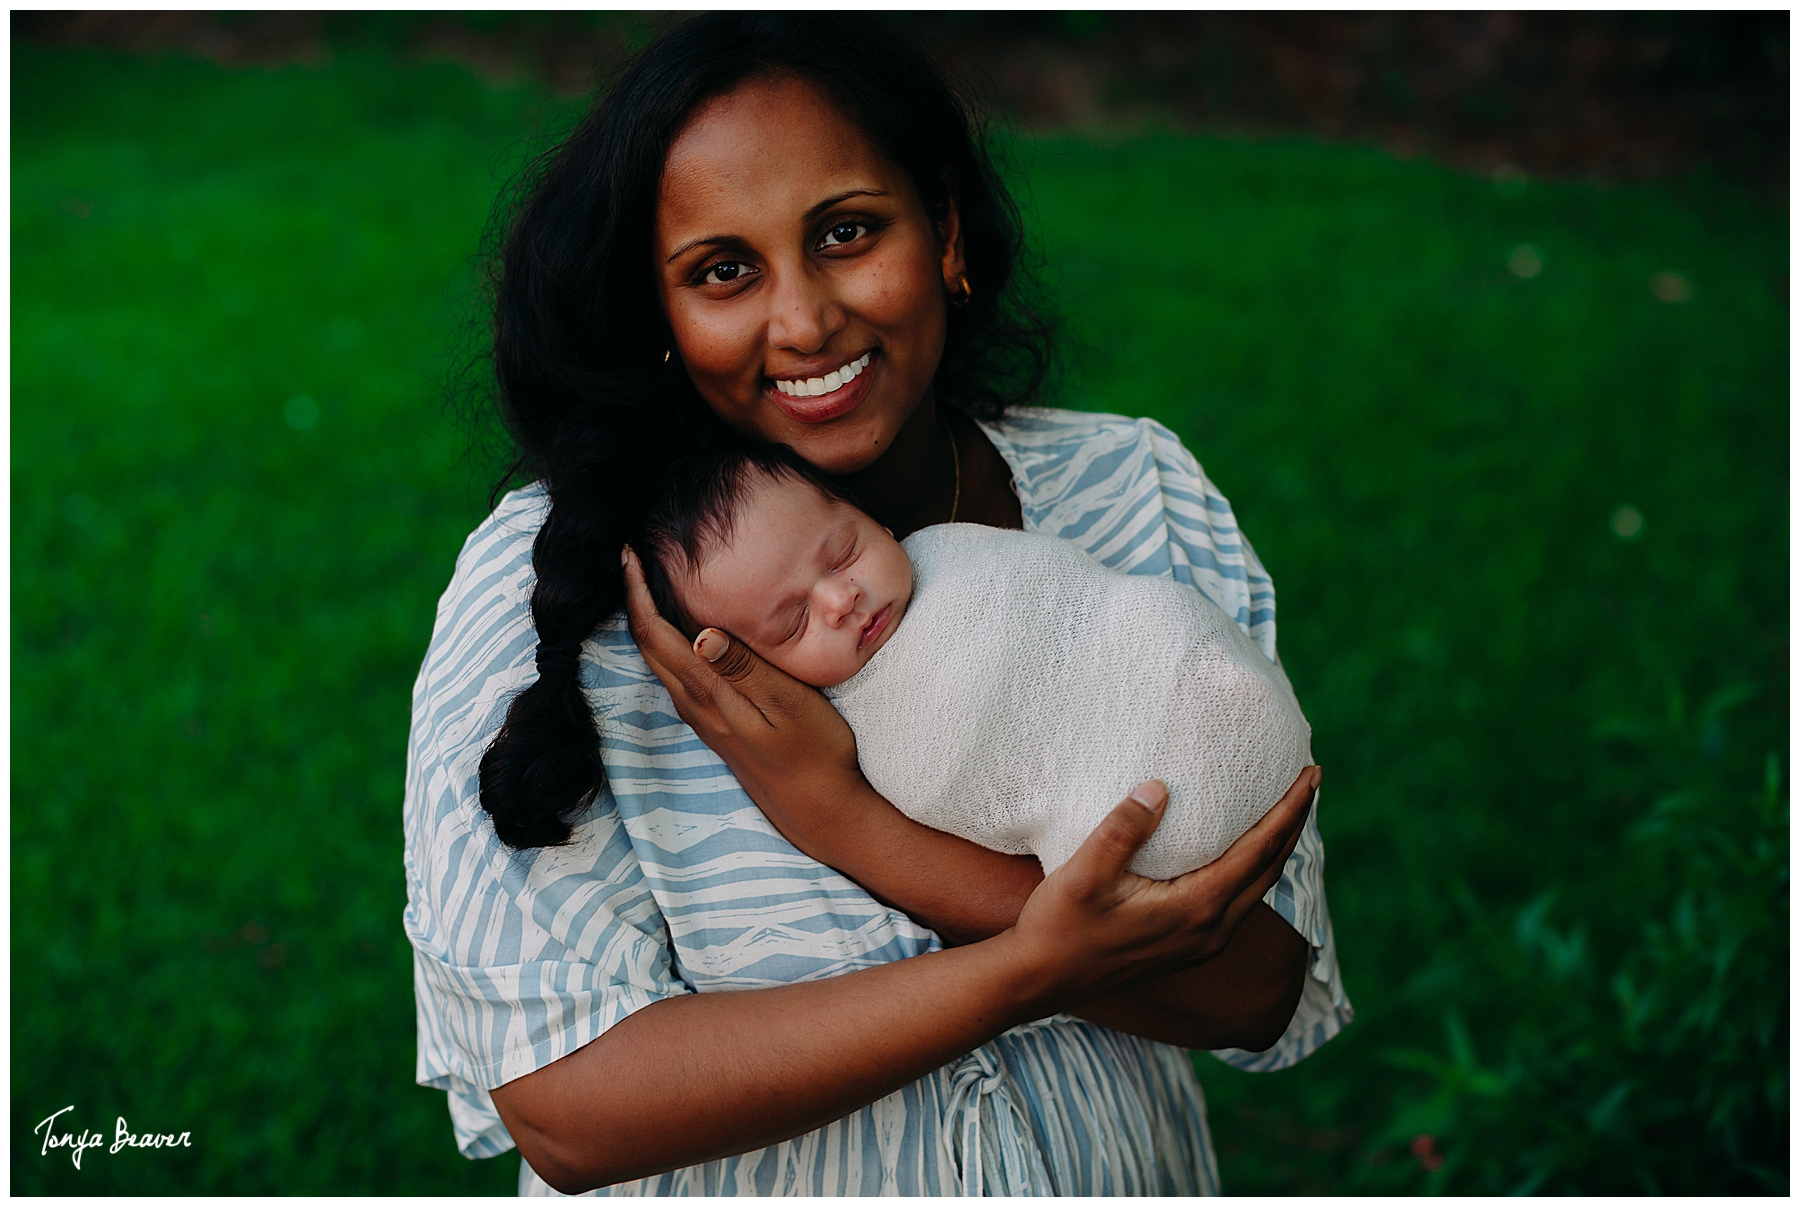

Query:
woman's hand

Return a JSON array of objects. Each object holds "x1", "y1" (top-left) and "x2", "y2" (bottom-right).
[
  {"x1": 1000, "y1": 768, "x2": 1318, "y2": 1019},
  {"x1": 623, "y1": 546, "x2": 870, "y2": 835}
]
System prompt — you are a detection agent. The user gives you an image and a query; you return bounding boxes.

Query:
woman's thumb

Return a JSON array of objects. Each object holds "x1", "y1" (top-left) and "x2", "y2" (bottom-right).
[
  {"x1": 693, "y1": 628, "x2": 731, "y2": 663},
  {"x1": 694, "y1": 627, "x2": 776, "y2": 690},
  {"x1": 1065, "y1": 781, "x2": 1168, "y2": 887}
]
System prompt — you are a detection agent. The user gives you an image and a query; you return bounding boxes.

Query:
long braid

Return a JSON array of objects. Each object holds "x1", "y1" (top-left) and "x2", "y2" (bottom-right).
[
  {"x1": 479, "y1": 422, "x2": 608, "y2": 846},
  {"x1": 479, "y1": 398, "x2": 700, "y2": 848}
]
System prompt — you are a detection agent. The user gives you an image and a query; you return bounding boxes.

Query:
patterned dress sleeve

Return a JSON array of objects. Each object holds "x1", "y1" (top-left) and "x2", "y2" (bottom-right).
[
  {"x1": 979, "y1": 407, "x2": 1354, "y2": 1072},
  {"x1": 402, "y1": 484, "x2": 693, "y2": 1158}
]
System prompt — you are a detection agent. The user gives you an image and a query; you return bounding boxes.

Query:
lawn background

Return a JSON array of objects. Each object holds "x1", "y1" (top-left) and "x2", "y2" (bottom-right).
[{"x1": 12, "y1": 39, "x2": 1787, "y2": 1194}]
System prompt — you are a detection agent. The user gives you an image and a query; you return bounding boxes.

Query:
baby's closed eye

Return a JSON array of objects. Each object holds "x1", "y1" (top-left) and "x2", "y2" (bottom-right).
[{"x1": 779, "y1": 603, "x2": 809, "y2": 644}]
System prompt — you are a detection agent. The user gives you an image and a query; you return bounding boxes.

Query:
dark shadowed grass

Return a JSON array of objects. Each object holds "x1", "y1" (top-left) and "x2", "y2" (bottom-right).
[
  {"x1": 1020, "y1": 132, "x2": 1787, "y2": 1191},
  {"x1": 13, "y1": 46, "x2": 537, "y2": 1195},
  {"x1": 12, "y1": 45, "x2": 1786, "y2": 1194}
]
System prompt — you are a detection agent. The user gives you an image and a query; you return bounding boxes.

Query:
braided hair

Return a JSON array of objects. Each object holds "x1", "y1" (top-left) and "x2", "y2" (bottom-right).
[{"x1": 476, "y1": 12, "x2": 1056, "y2": 848}]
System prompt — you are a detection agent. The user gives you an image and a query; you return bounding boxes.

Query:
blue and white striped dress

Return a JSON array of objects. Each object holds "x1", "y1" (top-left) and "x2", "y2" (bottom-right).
[{"x1": 403, "y1": 406, "x2": 1353, "y2": 1196}]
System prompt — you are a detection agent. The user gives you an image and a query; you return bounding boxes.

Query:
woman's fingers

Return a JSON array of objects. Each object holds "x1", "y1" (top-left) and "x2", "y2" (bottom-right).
[
  {"x1": 689, "y1": 627, "x2": 803, "y2": 728},
  {"x1": 1172, "y1": 765, "x2": 1319, "y2": 910},
  {"x1": 1213, "y1": 774, "x2": 1315, "y2": 935},
  {"x1": 1055, "y1": 781, "x2": 1169, "y2": 898},
  {"x1": 620, "y1": 547, "x2": 764, "y2": 728},
  {"x1": 694, "y1": 627, "x2": 754, "y2": 680},
  {"x1": 621, "y1": 547, "x2": 825, "y2": 748},
  {"x1": 692, "y1": 628, "x2": 730, "y2": 663},
  {"x1": 620, "y1": 546, "x2": 695, "y2": 680},
  {"x1": 1010, "y1": 771, "x2": 1318, "y2": 1008},
  {"x1": 1234, "y1": 765, "x2": 1318, "y2": 883}
]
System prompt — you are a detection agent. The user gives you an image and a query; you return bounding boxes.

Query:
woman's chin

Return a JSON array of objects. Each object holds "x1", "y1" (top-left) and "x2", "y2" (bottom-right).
[
  {"x1": 783, "y1": 415, "x2": 909, "y2": 476},
  {"x1": 741, "y1": 383, "x2": 921, "y2": 478}
]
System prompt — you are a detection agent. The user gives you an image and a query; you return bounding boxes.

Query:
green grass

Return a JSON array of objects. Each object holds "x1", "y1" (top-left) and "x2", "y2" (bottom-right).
[
  {"x1": 12, "y1": 44, "x2": 1786, "y2": 1194},
  {"x1": 1017, "y1": 133, "x2": 1787, "y2": 1191}
]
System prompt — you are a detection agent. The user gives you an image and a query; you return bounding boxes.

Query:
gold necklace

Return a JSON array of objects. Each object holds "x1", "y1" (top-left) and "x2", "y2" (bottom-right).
[{"x1": 940, "y1": 413, "x2": 961, "y2": 523}]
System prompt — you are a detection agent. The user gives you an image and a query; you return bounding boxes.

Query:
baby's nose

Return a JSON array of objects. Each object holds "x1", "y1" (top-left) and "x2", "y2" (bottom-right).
[{"x1": 821, "y1": 578, "x2": 861, "y2": 623}]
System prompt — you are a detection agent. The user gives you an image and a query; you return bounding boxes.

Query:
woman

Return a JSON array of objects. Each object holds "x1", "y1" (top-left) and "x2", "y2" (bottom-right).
[{"x1": 405, "y1": 13, "x2": 1350, "y2": 1196}]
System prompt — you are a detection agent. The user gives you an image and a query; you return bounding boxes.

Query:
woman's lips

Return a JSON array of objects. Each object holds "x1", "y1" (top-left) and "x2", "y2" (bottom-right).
[
  {"x1": 767, "y1": 353, "x2": 875, "y2": 424},
  {"x1": 857, "y1": 603, "x2": 892, "y2": 650}
]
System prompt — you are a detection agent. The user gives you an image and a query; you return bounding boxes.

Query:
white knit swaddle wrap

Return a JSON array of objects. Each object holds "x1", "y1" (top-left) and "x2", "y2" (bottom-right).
[{"x1": 825, "y1": 524, "x2": 1312, "y2": 880}]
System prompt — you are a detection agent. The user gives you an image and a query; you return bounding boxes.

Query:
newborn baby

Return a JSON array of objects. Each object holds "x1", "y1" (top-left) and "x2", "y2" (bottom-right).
[{"x1": 640, "y1": 441, "x2": 1312, "y2": 880}]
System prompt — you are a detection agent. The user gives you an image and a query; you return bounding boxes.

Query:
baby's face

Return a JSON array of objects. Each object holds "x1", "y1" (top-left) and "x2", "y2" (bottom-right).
[{"x1": 677, "y1": 474, "x2": 913, "y2": 688}]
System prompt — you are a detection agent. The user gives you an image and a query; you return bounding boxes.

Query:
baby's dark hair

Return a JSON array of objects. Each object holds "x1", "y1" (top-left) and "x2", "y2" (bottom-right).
[{"x1": 639, "y1": 440, "x2": 858, "y2": 639}]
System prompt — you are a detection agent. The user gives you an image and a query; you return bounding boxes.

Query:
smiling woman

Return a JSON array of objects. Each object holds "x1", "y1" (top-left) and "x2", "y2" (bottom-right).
[
  {"x1": 654, "y1": 75, "x2": 963, "y2": 473},
  {"x1": 404, "y1": 12, "x2": 1345, "y2": 1197}
]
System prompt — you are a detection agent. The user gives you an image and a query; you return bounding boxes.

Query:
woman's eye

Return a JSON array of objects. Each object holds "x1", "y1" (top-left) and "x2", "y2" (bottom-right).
[
  {"x1": 820, "y1": 221, "x2": 867, "y2": 248},
  {"x1": 700, "y1": 261, "x2": 748, "y2": 286}
]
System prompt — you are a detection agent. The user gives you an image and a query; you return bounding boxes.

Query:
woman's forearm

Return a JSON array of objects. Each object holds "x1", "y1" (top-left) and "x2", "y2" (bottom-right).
[
  {"x1": 490, "y1": 935, "x2": 1044, "y2": 1194},
  {"x1": 492, "y1": 780, "x2": 1316, "y2": 1192},
  {"x1": 802, "y1": 785, "x2": 1045, "y2": 944},
  {"x1": 796, "y1": 781, "x2": 1308, "y2": 1050}
]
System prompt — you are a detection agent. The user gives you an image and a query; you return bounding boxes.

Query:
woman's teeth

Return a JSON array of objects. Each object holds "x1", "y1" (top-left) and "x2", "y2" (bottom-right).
[{"x1": 774, "y1": 352, "x2": 872, "y2": 398}]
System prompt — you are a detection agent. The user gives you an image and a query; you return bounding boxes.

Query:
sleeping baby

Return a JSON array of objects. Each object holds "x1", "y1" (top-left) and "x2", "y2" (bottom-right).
[{"x1": 638, "y1": 440, "x2": 1313, "y2": 881}]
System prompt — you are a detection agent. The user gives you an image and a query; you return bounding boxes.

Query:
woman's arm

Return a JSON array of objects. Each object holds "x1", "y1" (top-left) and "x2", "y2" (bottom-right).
[
  {"x1": 622, "y1": 549, "x2": 1313, "y2": 1053},
  {"x1": 490, "y1": 774, "x2": 1310, "y2": 1193},
  {"x1": 724, "y1": 749, "x2": 1311, "y2": 1050},
  {"x1": 493, "y1": 931, "x2": 1035, "y2": 1191}
]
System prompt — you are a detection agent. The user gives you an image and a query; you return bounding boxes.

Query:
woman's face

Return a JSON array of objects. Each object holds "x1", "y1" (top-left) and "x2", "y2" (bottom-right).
[{"x1": 655, "y1": 74, "x2": 965, "y2": 476}]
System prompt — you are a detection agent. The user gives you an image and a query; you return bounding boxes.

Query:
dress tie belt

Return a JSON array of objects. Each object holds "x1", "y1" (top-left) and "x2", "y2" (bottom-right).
[{"x1": 942, "y1": 1034, "x2": 1056, "y2": 1196}]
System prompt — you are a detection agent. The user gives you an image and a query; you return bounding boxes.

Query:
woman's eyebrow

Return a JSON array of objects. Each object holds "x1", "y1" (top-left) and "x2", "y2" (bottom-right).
[
  {"x1": 664, "y1": 191, "x2": 891, "y2": 264},
  {"x1": 804, "y1": 188, "x2": 889, "y2": 221},
  {"x1": 665, "y1": 233, "x2": 749, "y2": 264}
]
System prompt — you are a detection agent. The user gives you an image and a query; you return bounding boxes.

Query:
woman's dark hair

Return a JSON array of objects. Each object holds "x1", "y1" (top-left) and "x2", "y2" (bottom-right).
[
  {"x1": 476, "y1": 12, "x2": 1056, "y2": 849},
  {"x1": 638, "y1": 440, "x2": 860, "y2": 640}
]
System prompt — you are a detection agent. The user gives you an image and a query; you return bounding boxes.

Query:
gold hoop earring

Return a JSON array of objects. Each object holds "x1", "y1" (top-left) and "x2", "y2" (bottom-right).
[{"x1": 950, "y1": 273, "x2": 972, "y2": 308}]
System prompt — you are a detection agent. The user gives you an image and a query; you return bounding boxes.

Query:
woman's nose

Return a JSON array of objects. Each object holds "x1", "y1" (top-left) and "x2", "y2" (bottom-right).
[{"x1": 765, "y1": 265, "x2": 845, "y2": 354}]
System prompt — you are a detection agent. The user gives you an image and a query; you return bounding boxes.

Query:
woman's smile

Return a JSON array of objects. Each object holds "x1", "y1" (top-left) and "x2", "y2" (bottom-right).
[{"x1": 768, "y1": 351, "x2": 877, "y2": 423}]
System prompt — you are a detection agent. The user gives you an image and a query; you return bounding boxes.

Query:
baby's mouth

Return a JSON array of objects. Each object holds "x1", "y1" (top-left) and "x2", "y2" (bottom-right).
[{"x1": 858, "y1": 603, "x2": 892, "y2": 650}]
